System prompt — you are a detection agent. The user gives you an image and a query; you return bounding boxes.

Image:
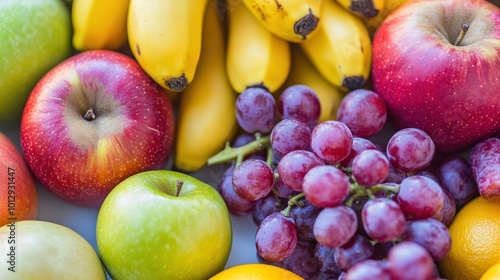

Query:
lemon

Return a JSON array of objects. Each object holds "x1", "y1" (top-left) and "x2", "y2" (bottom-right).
[
  {"x1": 209, "y1": 264, "x2": 303, "y2": 280},
  {"x1": 481, "y1": 261, "x2": 500, "y2": 280},
  {"x1": 438, "y1": 196, "x2": 500, "y2": 280}
]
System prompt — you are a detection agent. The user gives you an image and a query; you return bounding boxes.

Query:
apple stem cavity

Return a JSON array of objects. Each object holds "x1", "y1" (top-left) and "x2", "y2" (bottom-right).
[
  {"x1": 83, "y1": 108, "x2": 96, "y2": 121},
  {"x1": 175, "y1": 180, "x2": 183, "y2": 197},
  {"x1": 453, "y1": 23, "x2": 470, "y2": 46}
]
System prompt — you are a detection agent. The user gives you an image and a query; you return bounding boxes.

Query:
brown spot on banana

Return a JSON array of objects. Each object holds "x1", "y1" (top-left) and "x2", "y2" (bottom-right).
[
  {"x1": 294, "y1": 9, "x2": 319, "y2": 39},
  {"x1": 350, "y1": 0, "x2": 379, "y2": 18},
  {"x1": 136, "y1": 44, "x2": 141, "y2": 56},
  {"x1": 165, "y1": 74, "x2": 188, "y2": 92},
  {"x1": 342, "y1": 76, "x2": 365, "y2": 91}
]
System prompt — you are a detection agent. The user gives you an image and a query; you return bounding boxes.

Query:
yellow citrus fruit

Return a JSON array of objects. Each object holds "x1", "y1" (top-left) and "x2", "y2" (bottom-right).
[
  {"x1": 481, "y1": 261, "x2": 500, "y2": 280},
  {"x1": 438, "y1": 196, "x2": 500, "y2": 280},
  {"x1": 209, "y1": 264, "x2": 303, "y2": 280}
]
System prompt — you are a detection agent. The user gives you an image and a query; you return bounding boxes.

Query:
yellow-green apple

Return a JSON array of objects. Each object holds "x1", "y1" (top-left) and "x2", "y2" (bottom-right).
[
  {"x1": 371, "y1": 0, "x2": 500, "y2": 153},
  {"x1": 0, "y1": 220, "x2": 106, "y2": 278},
  {"x1": 0, "y1": 0, "x2": 72, "y2": 125},
  {"x1": 0, "y1": 133, "x2": 37, "y2": 226},
  {"x1": 96, "y1": 170, "x2": 232, "y2": 280},
  {"x1": 20, "y1": 50, "x2": 175, "y2": 208}
]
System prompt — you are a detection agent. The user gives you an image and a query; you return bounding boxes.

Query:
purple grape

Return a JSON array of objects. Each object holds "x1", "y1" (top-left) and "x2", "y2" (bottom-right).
[
  {"x1": 387, "y1": 241, "x2": 434, "y2": 280},
  {"x1": 437, "y1": 156, "x2": 478, "y2": 208},
  {"x1": 401, "y1": 218, "x2": 451, "y2": 261},
  {"x1": 218, "y1": 164, "x2": 255, "y2": 216},
  {"x1": 236, "y1": 87, "x2": 277, "y2": 134},
  {"x1": 302, "y1": 165, "x2": 350, "y2": 208},
  {"x1": 311, "y1": 120, "x2": 353, "y2": 164},
  {"x1": 397, "y1": 175, "x2": 444, "y2": 219},
  {"x1": 386, "y1": 128, "x2": 435, "y2": 172},
  {"x1": 433, "y1": 187, "x2": 456, "y2": 226},
  {"x1": 278, "y1": 84, "x2": 321, "y2": 127},
  {"x1": 270, "y1": 118, "x2": 311, "y2": 157},
  {"x1": 336, "y1": 89, "x2": 387, "y2": 138},
  {"x1": 334, "y1": 235, "x2": 374, "y2": 271},
  {"x1": 255, "y1": 212, "x2": 298, "y2": 262},
  {"x1": 345, "y1": 259, "x2": 391, "y2": 280},
  {"x1": 272, "y1": 172, "x2": 297, "y2": 199},
  {"x1": 384, "y1": 163, "x2": 407, "y2": 184},
  {"x1": 470, "y1": 137, "x2": 500, "y2": 202},
  {"x1": 290, "y1": 200, "x2": 322, "y2": 242},
  {"x1": 277, "y1": 150, "x2": 324, "y2": 191},
  {"x1": 282, "y1": 240, "x2": 320, "y2": 279},
  {"x1": 314, "y1": 243, "x2": 343, "y2": 278},
  {"x1": 252, "y1": 194, "x2": 284, "y2": 226},
  {"x1": 362, "y1": 198, "x2": 405, "y2": 242},
  {"x1": 352, "y1": 149, "x2": 390, "y2": 187},
  {"x1": 232, "y1": 159, "x2": 274, "y2": 201},
  {"x1": 313, "y1": 206, "x2": 358, "y2": 248},
  {"x1": 339, "y1": 137, "x2": 378, "y2": 168}
]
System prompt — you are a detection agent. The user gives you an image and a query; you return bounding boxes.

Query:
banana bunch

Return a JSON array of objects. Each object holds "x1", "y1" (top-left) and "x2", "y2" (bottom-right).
[{"x1": 336, "y1": 0, "x2": 385, "y2": 19}]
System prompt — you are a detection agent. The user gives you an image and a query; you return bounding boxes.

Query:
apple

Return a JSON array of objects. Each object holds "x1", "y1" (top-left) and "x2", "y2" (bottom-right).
[
  {"x1": 0, "y1": 0, "x2": 72, "y2": 125},
  {"x1": 0, "y1": 133, "x2": 37, "y2": 227},
  {"x1": 96, "y1": 170, "x2": 232, "y2": 280},
  {"x1": 371, "y1": 0, "x2": 500, "y2": 153},
  {"x1": 0, "y1": 220, "x2": 106, "y2": 279},
  {"x1": 20, "y1": 50, "x2": 175, "y2": 208}
]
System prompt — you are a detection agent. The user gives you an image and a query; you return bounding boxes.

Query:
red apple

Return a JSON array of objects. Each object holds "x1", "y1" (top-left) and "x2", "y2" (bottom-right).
[
  {"x1": 20, "y1": 50, "x2": 175, "y2": 208},
  {"x1": 371, "y1": 0, "x2": 500, "y2": 153},
  {"x1": 0, "y1": 133, "x2": 37, "y2": 226}
]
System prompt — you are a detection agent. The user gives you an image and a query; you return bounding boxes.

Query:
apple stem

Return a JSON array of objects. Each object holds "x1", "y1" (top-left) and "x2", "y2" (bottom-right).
[
  {"x1": 83, "y1": 109, "x2": 96, "y2": 121},
  {"x1": 453, "y1": 23, "x2": 470, "y2": 46},
  {"x1": 175, "y1": 180, "x2": 183, "y2": 197}
]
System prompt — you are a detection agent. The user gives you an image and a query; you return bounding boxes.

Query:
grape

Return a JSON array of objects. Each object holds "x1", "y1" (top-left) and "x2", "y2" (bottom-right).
[
  {"x1": 401, "y1": 218, "x2": 451, "y2": 261},
  {"x1": 334, "y1": 234, "x2": 374, "y2": 271},
  {"x1": 270, "y1": 118, "x2": 311, "y2": 157},
  {"x1": 314, "y1": 243, "x2": 343, "y2": 278},
  {"x1": 311, "y1": 120, "x2": 353, "y2": 164},
  {"x1": 345, "y1": 259, "x2": 391, "y2": 280},
  {"x1": 232, "y1": 159, "x2": 274, "y2": 201},
  {"x1": 336, "y1": 89, "x2": 387, "y2": 138},
  {"x1": 313, "y1": 206, "x2": 357, "y2": 248},
  {"x1": 433, "y1": 187, "x2": 456, "y2": 226},
  {"x1": 387, "y1": 241, "x2": 434, "y2": 280},
  {"x1": 282, "y1": 240, "x2": 320, "y2": 279},
  {"x1": 255, "y1": 212, "x2": 298, "y2": 262},
  {"x1": 236, "y1": 87, "x2": 277, "y2": 134},
  {"x1": 339, "y1": 137, "x2": 378, "y2": 168},
  {"x1": 437, "y1": 156, "x2": 478, "y2": 208},
  {"x1": 218, "y1": 164, "x2": 255, "y2": 216},
  {"x1": 290, "y1": 200, "x2": 322, "y2": 241},
  {"x1": 252, "y1": 194, "x2": 284, "y2": 226},
  {"x1": 278, "y1": 84, "x2": 321, "y2": 127},
  {"x1": 302, "y1": 165, "x2": 350, "y2": 208},
  {"x1": 272, "y1": 173, "x2": 297, "y2": 199},
  {"x1": 470, "y1": 137, "x2": 500, "y2": 202},
  {"x1": 277, "y1": 150, "x2": 324, "y2": 191},
  {"x1": 362, "y1": 198, "x2": 405, "y2": 242},
  {"x1": 384, "y1": 163, "x2": 407, "y2": 184},
  {"x1": 397, "y1": 175, "x2": 444, "y2": 219},
  {"x1": 352, "y1": 149, "x2": 390, "y2": 187},
  {"x1": 386, "y1": 128, "x2": 435, "y2": 172}
]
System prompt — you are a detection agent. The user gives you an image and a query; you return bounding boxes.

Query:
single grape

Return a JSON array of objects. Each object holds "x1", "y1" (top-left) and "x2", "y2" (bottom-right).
[
  {"x1": 334, "y1": 234, "x2": 374, "y2": 271},
  {"x1": 339, "y1": 137, "x2": 378, "y2": 168},
  {"x1": 336, "y1": 89, "x2": 387, "y2": 138},
  {"x1": 384, "y1": 163, "x2": 407, "y2": 184},
  {"x1": 277, "y1": 150, "x2": 324, "y2": 191},
  {"x1": 218, "y1": 163, "x2": 255, "y2": 216},
  {"x1": 314, "y1": 243, "x2": 343, "y2": 278},
  {"x1": 362, "y1": 198, "x2": 405, "y2": 242},
  {"x1": 236, "y1": 87, "x2": 277, "y2": 134},
  {"x1": 387, "y1": 241, "x2": 434, "y2": 280},
  {"x1": 270, "y1": 118, "x2": 311, "y2": 157},
  {"x1": 302, "y1": 165, "x2": 350, "y2": 208},
  {"x1": 386, "y1": 128, "x2": 435, "y2": 172},
  {"x1": 401, "y1": 218, "x2": 451, "y2": 261},
  {"x1": 252, "y1": 194, "x2": 284, "y2": 226},
  {"x1": 255, "y1": 212, "x2": 298, "y2": 262},
  {"x1": 345, "y1": 259, "x2": 391, "y2": 280},
  {"x1": 311, "y1": 120, "x2": 353, "y2": 164},
  {"x1": 397, "y1": 175, "x2": 444, "y2": 219},
  {"x1": 272, "y1": 172, "x2": 297, "y2": 199},
  {"x1": 432, "y1": 187, "x2": 456, "y2": 226},
  {"x1": 313, "y1": 206, "x2": 358, "y2": 248},
  {"x1": 290, "y1": 199, "x2": 322, "y2": 242},
  {"x1": 232, "y1": 159, "x2": 274, "y2": 201},
  {"x1": 282, "y1": 240, "x2": 320, "y2": 279},
  {"x1": 470, "y1": 138, "x2": 500, "y2": 202},
  {"x1": 437, "y1": 156, "x2": 478, "y2": 208},
  {"x1": 352, "y1": 149, "x2": 390, "y2": 187},
  {"x1": 278, "y1": 84, "x2": 321, "y2": 127}
]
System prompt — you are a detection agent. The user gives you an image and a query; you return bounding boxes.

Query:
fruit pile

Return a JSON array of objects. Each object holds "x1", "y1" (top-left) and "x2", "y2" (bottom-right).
[{"x1": 2, "y1": 0, "x2": 500, "y2": 279}]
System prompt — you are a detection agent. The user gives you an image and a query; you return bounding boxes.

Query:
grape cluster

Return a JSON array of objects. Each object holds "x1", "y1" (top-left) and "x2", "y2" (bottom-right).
[{"x1": 209, "y1": 85, "x2": 478, "y2": 279}]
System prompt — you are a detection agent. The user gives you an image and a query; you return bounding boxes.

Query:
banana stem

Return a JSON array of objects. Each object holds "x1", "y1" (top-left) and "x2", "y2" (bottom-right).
[{"x1": 207, "y1": 135, "x2": 271, "y2": 166}]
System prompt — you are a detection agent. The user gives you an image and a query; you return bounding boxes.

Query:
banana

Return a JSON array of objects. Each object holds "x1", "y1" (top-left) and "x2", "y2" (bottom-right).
[
  {"x1": 127, "y1": 0, "x2": 208, "y2": 92},
  {"x1": 174, "y1": 3, "x2": 238, "y2": 173},
  {"x1": 72, "y1": 0, "x2": 129, "y2": 51},
  {"x1": 241, "y1": 0, "x2": 322, "y2": 42},
  {"x1": 299, "y1": 0, "x2": 372, "y2": 92},
  {"x1": 282, "y1": 45, "x2": 346, "y2": 123},
  {"x1": 363, "y1": 0, "x2": 409, "y2": 36},
  {"x1": 335, "y1": 0, "x2": 385, "y2": 19},
  {"x1": 226, "y1": 2, "x2": 291, "y2": 94}
]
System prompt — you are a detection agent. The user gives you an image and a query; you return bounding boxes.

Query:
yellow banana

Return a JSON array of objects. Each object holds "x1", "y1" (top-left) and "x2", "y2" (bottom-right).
[
  {"x1": 174, "y1": 3, "x2": 238, "y2": 173},
  {"x1": 299, "y1": 0, "x2": 371, "y2": 92},
  {"x1": 226, "y1": 2, "x2": 291, "y2": 94},
  {"x1": 363, "y1": 0, "x2": 409, "y2": 36},
  {"x1": 127, "y1": 0, "x2": 208, "y2": 92},
  {"x1": 241, "y1": 0, "x2": 322, "y2": 42},
  {"x1": 283, "y1": 45, "x2": 346, "y2": 123},
  {"x1": 335, "y1": 0, "x2": 385, "y2": 19},
  {"x1": 72, "y1": 0, "x2": 129, "y2": 51}
]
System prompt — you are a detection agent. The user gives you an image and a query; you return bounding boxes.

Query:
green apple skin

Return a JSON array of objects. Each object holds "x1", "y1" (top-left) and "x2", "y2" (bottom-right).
[
  {"x1": 0, "y1": 220, "x2": 106, "y2": 279},
  {"x1": 96, "y1": 170, "x2": 233, "y2": 280},
  {"x1": 0, "y1": 0, "x2": 72, "y2": 125}
]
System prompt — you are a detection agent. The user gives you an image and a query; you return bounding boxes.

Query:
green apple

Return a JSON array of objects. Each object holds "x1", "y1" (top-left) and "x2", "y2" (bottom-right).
[
  {"x1": 96, "y1": 170, "x2": 232, "y2": 280},
  {"x1": 0, "y1": 0, "x2": 72, "y2": 125},
  {"x1": 0, "y1": 220, "x2": 106, "y2": 279}
]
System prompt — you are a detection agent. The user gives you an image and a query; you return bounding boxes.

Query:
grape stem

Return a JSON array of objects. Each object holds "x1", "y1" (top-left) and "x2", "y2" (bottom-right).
[
  {"x1": 280, "y1": 192, "x2": 305, "y2": 217},
  {"x1": 206, "y1": 134, "x2": 271, "y2": 167},
  {"x1": 345, "y1": 181, "x2": 400, "y2": 207}
]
